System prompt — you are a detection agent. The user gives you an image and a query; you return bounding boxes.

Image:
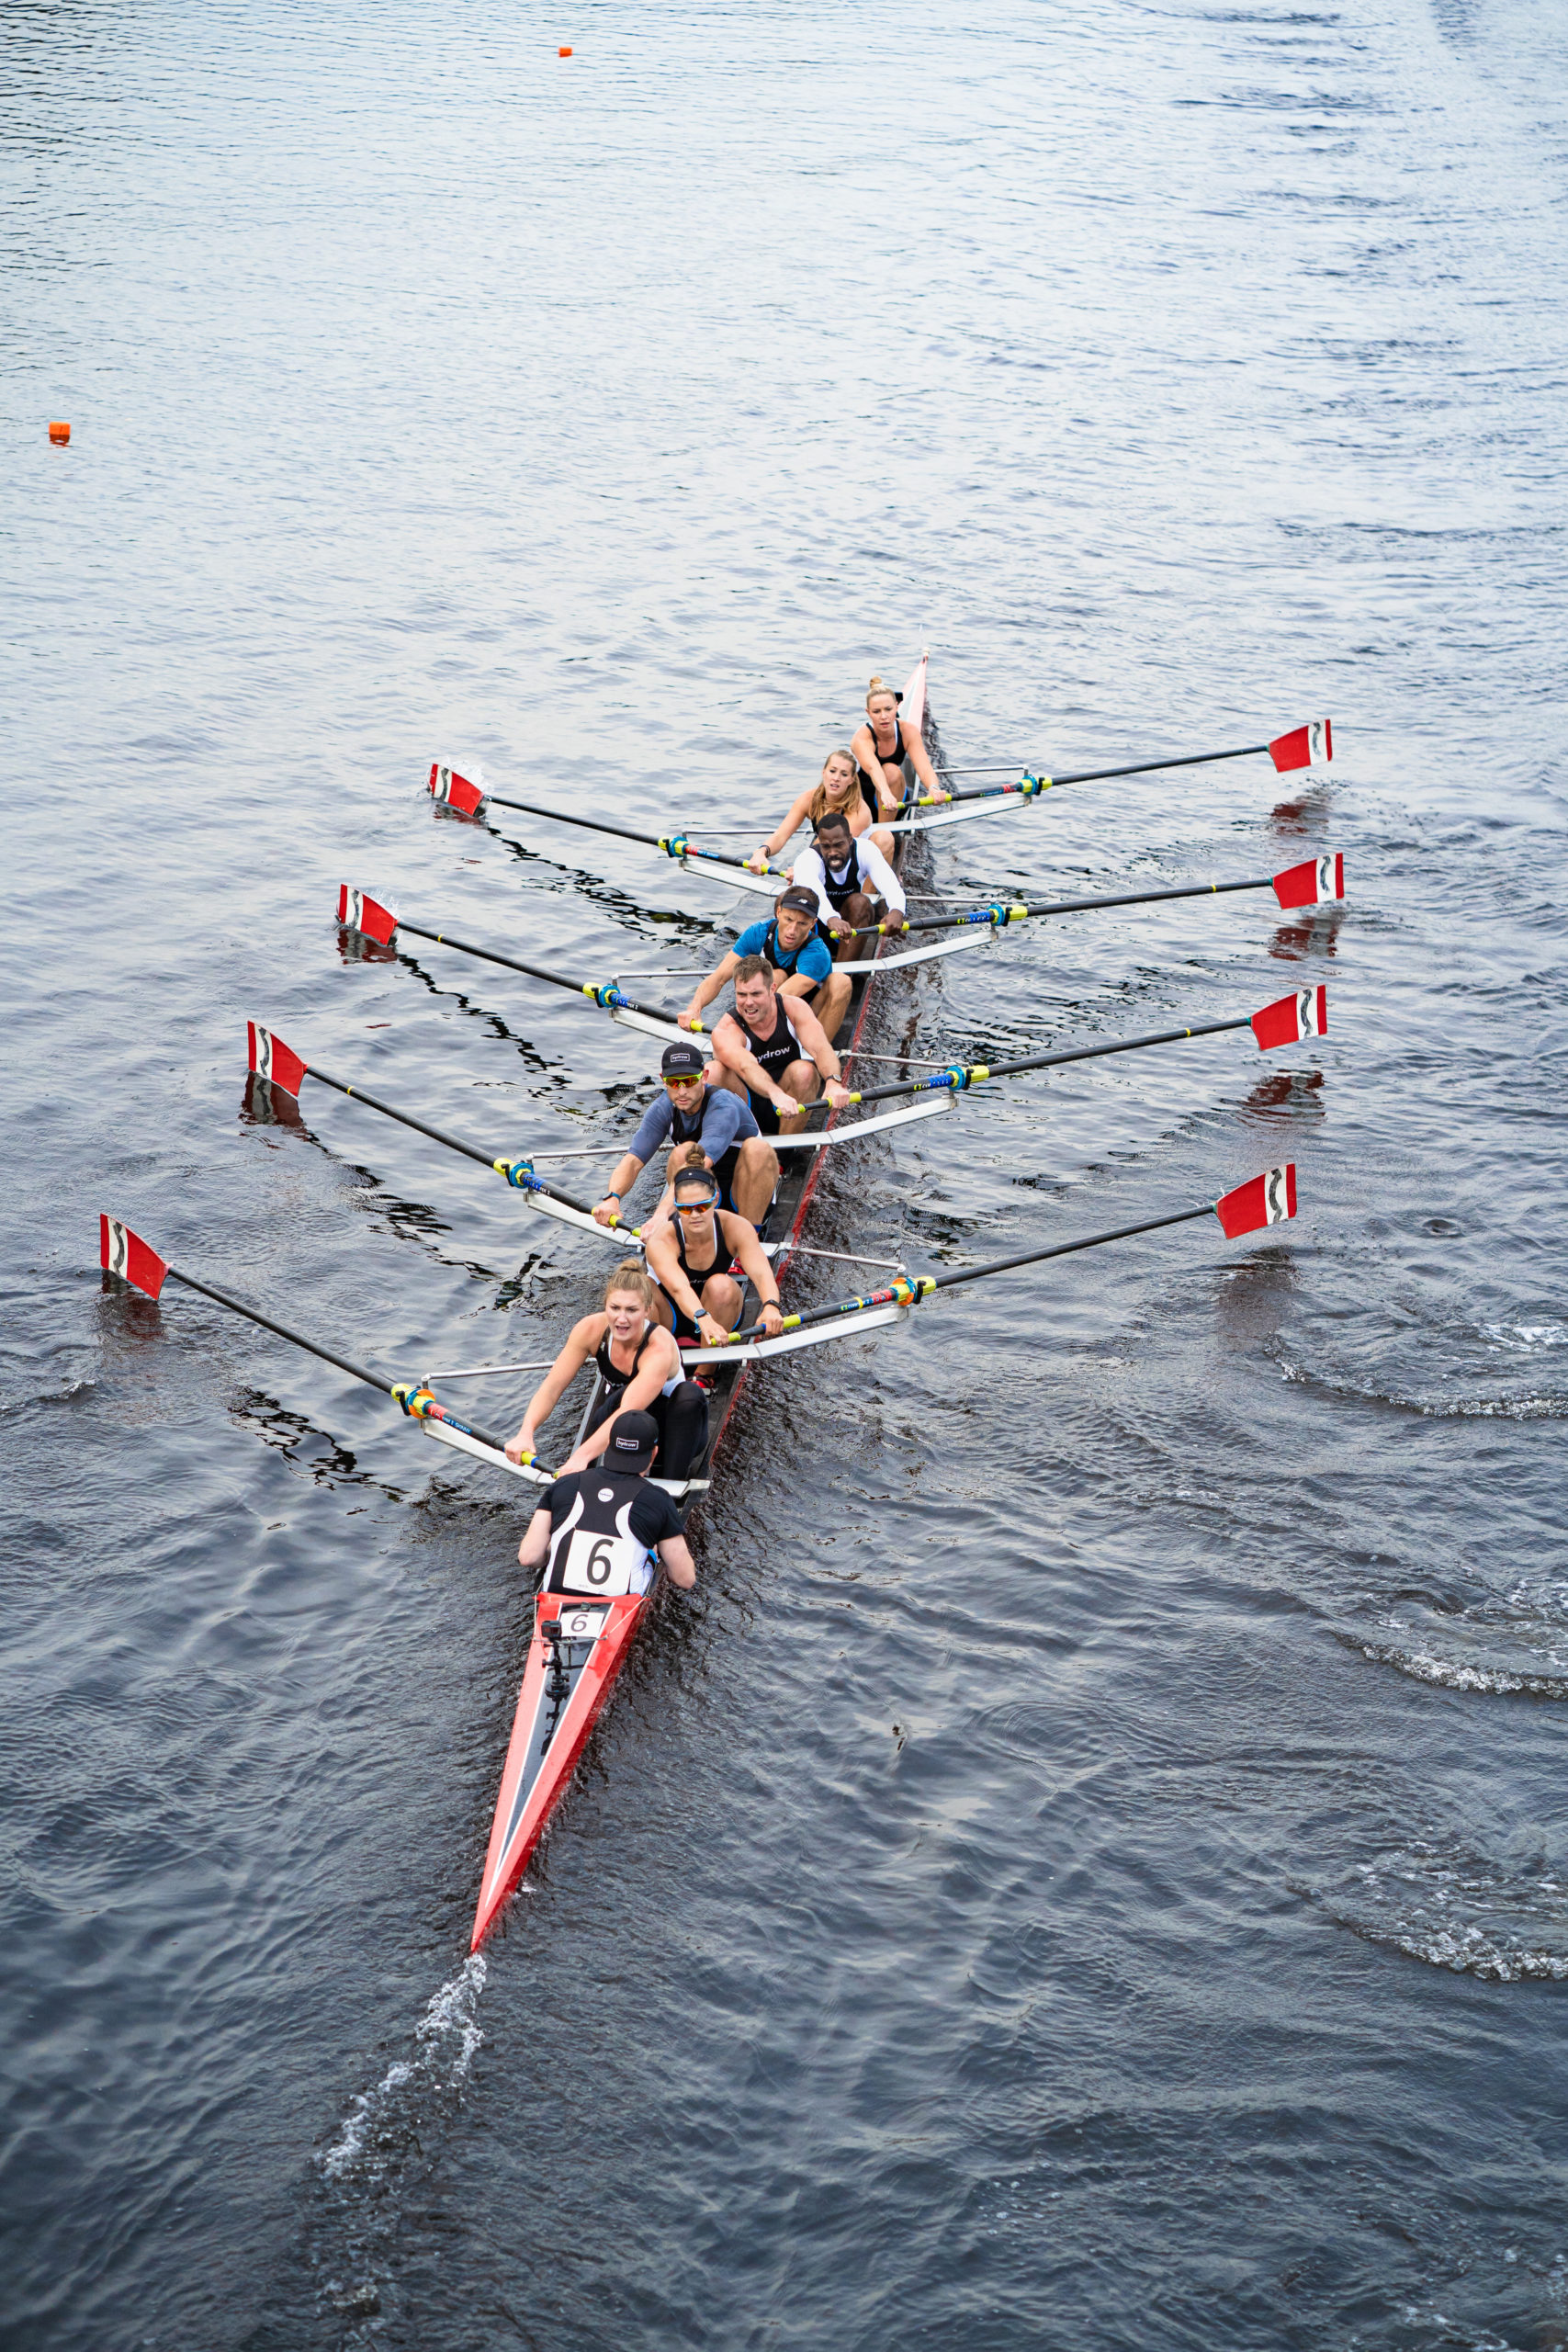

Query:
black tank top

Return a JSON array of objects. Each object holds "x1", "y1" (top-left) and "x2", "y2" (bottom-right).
[
  {"x1": 818, "y1": 839, "x2": 865, "y2": 911},
  {"x1": 672, "y1": 1208, "x2": 725, "y2": 1288},
  {"x1": 741, "y1": 995, "x2": 798, "y2": 1085},
  {"x1": 593, "y1": 1321, "x2": 661, "y2": 1410},
  {"x1": 766, "y1": 921, "x2": 813, "y2": 978},
  {"x1": 858, "y1": 718, "x2": 906, "y2": 800}
]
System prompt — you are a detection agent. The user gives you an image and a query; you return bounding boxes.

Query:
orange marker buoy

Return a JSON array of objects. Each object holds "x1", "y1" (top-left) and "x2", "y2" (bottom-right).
[
  {"x1": 558, "y1": 44, "x2": 572, "y2": 56},
  {"x1": 49, "y1": 422, "x2": 71, "y2": 446}
]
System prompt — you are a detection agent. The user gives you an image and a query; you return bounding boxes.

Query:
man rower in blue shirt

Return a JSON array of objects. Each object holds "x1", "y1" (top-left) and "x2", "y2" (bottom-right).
[
  {"x1": 678, "y1": 884, "x2": 852, "y2": 1044},
  {"x1": 592, "y1": 1039, "x2": 781, "y2": 1229}
]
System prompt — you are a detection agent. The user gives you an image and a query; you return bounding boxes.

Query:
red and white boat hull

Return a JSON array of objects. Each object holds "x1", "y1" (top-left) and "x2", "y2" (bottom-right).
[{"x1": 470, "y1": 1590, "x2": 647, "y2": 1949}]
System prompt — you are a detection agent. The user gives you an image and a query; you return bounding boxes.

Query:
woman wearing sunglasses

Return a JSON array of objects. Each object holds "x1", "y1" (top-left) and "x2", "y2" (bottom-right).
[{"x1": 643, "y1": 1147, "x2": 785, "y2": 1351}]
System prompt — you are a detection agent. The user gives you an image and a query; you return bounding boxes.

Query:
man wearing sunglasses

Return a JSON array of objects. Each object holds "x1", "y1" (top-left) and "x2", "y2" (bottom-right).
[
  {"x1": 644, "y1": 1148, "x2": 785, "y2": 1350},
  {"x1": 592, "y1": 1040, "x2": 780, "y2": 1230}
]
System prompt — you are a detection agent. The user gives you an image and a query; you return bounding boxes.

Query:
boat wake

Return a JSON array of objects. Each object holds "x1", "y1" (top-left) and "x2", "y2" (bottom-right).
[
  {"x1": 318, "y1": 1952, "x2": 489, "y2": 2183},
  {"x1": 1293, "y1": 1841, "x2": 1568, "y2": 1983},
  {"x1": 1336, "y1": 1578, "x2": 1568, "y2": 1699}
]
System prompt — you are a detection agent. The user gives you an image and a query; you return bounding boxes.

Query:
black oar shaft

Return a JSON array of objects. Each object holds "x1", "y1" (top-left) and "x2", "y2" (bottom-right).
[
  {"x1": 844, "y1": 873, "x2": 1270, "y2": 942},
  {"x1": 929, "y1": 1204, "x2": 1214, "y2": 1293},
  {"x1": 300, "y1": 1062, "x2": 601, "y2": 1218},
  {"x1": 164, "y1": 1268, "x2": 517, "y2": 1453},
  {"x1": 899, "y1": 741, "x2": 1271, "y2": 808},
  {"x1": 483, "y1": 791, "x2": 756, "y2": 876},
  {"x1": 849, "y1": 1015, "x2": 1250, "y2": 1107},
  {"x1": 166, "y1": 1266, "x2": 392, "y2": 1396},
  {"x1": 393, "y1": 916, "x2": 672, "y2": 1024}
]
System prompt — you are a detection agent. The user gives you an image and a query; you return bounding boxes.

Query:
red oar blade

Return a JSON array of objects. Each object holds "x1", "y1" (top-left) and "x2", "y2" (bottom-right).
[
  {"x1": 1272, "y1": 853, "x2": 1344, "y2": 910},
  {"x1": 1250, "y1": 985, "x2": 1328, "y2": 1051},
  {"x1": 100, "y1": 1215, "x2": 169, "y2": 1300},
  {"x1": 1269, "y1": 720, "x2": 1333, "y2": 774},
  {"x1": 429, "y1": 762, "x2": 486, "y2": 817},
  {"x1": 247, "y1": 1021, "x2": 309, "y2": 1099},
  {"x1": 336, "y1": 886, "x2": 399, "y2": 945},
  {"x1": 1215, "y1": 1164, "x2": 1297, "y2": 1239}
]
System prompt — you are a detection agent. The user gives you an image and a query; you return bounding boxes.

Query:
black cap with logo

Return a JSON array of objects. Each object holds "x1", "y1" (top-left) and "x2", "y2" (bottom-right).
[
  {"x1": 660, "y1": 1041, "x2": 705, "y2": 1078},
  {"x1": 606, "y1": 1409, "x2": 659, "y2": 1470},
  {"x1": 776, "y1": 885, "x2": 820, "y2": 918}
]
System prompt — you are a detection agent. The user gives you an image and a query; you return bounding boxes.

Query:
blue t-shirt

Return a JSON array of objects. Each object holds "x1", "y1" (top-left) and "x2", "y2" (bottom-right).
[
  {"x1": 735, "y1": 917, "x2": 834, "y2": 985},
  {"x1": 626, "y1": 1080, "x2": 760, "y2": 1170}
]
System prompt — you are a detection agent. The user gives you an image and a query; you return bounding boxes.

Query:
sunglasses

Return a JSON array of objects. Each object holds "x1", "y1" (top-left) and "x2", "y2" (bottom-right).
[
  {"x1": 675, "y1": 1193, "x2": 719, "y2": 1214},
  {"x1": 665, "y1": 1072, "x2": 704, "y2": 1091}
]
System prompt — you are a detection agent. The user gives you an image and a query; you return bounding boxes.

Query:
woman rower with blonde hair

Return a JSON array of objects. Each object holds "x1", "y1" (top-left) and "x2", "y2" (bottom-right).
[
  {"x1": 851, "y1": 673, "x2": 947, "y2": 816},
  {"x1": 746, "y1": 747, "x2": 894, "y2": 876},
  {"x1": 504, "y1": 1259, "x2": 710, "y2": 1481}
]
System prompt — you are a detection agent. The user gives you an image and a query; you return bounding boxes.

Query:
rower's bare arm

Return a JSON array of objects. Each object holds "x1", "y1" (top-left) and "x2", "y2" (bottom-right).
[
  {"x1": 722, "y1": 1213, "x2": 784, "y2": 1335},
  {"x1": 657, "y1": 1534, "x2": 696, "y2": 1591},
  {"x1": 908, "y1": 729, "x2": 946, "y2": 800},
  {"x1": 751, "y1": 786, "x2": 813, "y2": 867},
  {"x1": 786, "y1": 992, "x2": 836, "y2": 1071},
  {"x1": 517, "y1": 1503, "x2": 554, "y2": 1572},
  {"x1": 507, "y1": 1317, "x2": 595, "y2": 1460},
  {"x1": 594, "y1": 1150, "x2": 644, "y2": 1226},
  {"x1": 778, "y1": 971, "x2": 815, "y2": 1000},
  {"x1": 682, "y1": 952, "x2": 739, "y2": 1026}
]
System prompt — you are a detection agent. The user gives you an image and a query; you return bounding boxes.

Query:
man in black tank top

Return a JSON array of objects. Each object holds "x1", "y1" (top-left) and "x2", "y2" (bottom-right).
[{"x1": 709, "y1": 955, "x2": 852, "y2": 1138}]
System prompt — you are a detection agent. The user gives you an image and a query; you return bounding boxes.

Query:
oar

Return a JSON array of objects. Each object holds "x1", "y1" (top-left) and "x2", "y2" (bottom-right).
[
  {"x1": 245, "y1": 1022, "x2": 640, "y2": 1244},
  {"x1": 707, "y1": 1166, "x2": 1299, "y2": 1352},
  {"x1": 97, "y1": 1215, "x2": 552, "y2": 1477},
  {"x1": 841, "y1": 984, "x2": 1327, "y2": 1108},
  {"x1": 336, "y1": 887, "x2": 705, "y2": 1039},
  {"x1": 842, "y1": 853, "x2": 1346, "y2": 940},
  {"x1": 893, "y1": 719, "x2": 1334, "y2": 810},
  {"x1": 425, "y1": 765, "x2": 793, "y2": 886}
]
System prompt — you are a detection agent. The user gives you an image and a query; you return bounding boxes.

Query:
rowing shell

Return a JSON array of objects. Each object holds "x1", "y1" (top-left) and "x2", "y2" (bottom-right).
[{"x1": 469, "y1": 650, "x2": 929, "y2": 1948}]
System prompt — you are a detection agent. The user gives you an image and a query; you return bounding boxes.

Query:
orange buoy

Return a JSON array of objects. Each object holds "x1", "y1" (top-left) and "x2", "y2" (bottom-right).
[
  {"x1": 49, "y1": 422, "x2": 71, "y2": 446},
  {"x1": 558, "y1": 44, "x2": 572, "y2": 55}
]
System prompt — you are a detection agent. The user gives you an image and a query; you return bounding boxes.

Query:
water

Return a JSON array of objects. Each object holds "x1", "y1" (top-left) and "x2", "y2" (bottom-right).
[{"x1": 4, "y1": 0, "x2": 1567, "y2": 2344}]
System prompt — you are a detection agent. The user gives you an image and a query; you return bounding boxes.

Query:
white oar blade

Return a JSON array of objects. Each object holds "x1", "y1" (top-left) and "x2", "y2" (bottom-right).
[
  {"x1": 1250, "y1": 986, "x2": 1327, "y2": 1050},
  {"x1": 608, "y1": 1004, "x2": 714, "y2": 1057},
  {"x1": 679, "y1": 854, "x2": 784, "y2": 899},
  {"x1": 680, "y1": 1302, "x2": 908, "y2": 1365},
  {"x1": 1215, "y1": 1164, "x2": 1297, "y2": 1238},
  {"x1": 337, "y1": 885, "x2": 399, "y2": 944},
  {"x1": 891, "y1": 793, "x2": 1034, "y2": 836},
  {"x1": 1272, "y1": 853, "x2": 1344, "y2": 910},
  {"x1": 99, "y1": 1216, "x2": 170, "y2": 1300},
  {"x1": 1269, "y1": 721, "x2": 1333, "y2": 774},
  {"x1": 247, "y1": 1021, "x2": 309, "y2": 1099},
  {"x1": 429, "y1": 762, "x2": 486, "y2": 816},
  {"x1": 771, "y1": 1097, "x2": 954, "y2": 1152},
  {"x1": 834, "y1": 929, "x2": 997, "y2": 977},
  {"x1": 419, "y1": 1415, "x2": 550, "y2": 1483}
]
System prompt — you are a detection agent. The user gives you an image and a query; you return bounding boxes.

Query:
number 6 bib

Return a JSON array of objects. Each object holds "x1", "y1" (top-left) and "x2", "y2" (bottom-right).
[{"x1": 558, "y1": 1525, "x2": 652, "y2": 1598}]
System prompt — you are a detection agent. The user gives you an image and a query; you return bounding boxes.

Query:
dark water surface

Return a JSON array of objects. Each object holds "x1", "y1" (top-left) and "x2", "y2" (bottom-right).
[{"x1": 5, "y1": 0, "x2": 1567, "y2": 2345}]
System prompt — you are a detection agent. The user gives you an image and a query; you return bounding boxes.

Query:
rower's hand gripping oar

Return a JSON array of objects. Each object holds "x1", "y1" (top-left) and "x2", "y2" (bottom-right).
[
  {"x1": 842, "y1": 983, "x2": 1329, "y2": 1108},
  {"x1": 245, "y1": 1021, "x2": 645, "y2": 1248},
  {"x1": 687, "y1": 1167, "x2": 1302, "y2": 1362},
  {"x1": 97, "y1": 1216, "x2": 554, "y2": 1481},
  {"x1": 840, "y1": 853, "x2": 1346, "y2": 943},
  {"x1": 890, "y1": 720, "x2": 1334, "y2": 830},
  {"x1": 426, "y1": 765, "x2": 794, "y2": 893},
  {"x1": 336, "y1": 886, "x2": 710, "y2": 1046}
]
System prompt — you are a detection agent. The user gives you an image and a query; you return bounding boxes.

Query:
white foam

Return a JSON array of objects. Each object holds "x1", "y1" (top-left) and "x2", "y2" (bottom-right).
[{"x1": 318, "y1": 1953, "x2": 488, "y2": 2181}]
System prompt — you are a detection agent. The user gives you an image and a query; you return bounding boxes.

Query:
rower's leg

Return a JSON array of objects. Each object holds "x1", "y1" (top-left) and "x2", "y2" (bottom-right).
[
  {"x1": 729, "y1": 1136, "x2": 779, "y2": 1225},
  {"x1": 700, "y1": 1271, "x2": 742, "y2": 1331},
  {"x1": 869, "y1": 825, "x2": 895, "y2": 861},
  {"x1": 811, "y1": 970, "x2": 852, "y2": 1043},
  {"x1": 658, "y1": 1381, "x2": 710, "y2": 1479},
  {"x1": 831, "y1": 891, "x2": 878, "y2": 963},
  {"x1": 774, "y1": 1058, "x2": 820, "y2": 1137}
]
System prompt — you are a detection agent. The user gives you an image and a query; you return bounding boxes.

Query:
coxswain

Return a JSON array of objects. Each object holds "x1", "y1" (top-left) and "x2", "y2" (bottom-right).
[
  {"x1": 745, "y1": 748, "x2": 897, "y2": 878},
  {"x1": 504, "y1": 1261, "x2": 710, "y2": 1482},
  {"x1": 513, "y1": 1408, "x2": 696, "y2": 1597},
  {"x1": 644, "y1": 1147, "x2": 786, "y2": 1350},
  {"x1": 678, "y1": 884, "x2": 852, "y2": 1045},
  {"x1": 592, "y1": 1039, "x2": 779, "y2": 1229},
  {"x1": 709, "y1": 954, "x2": 852, "y2": 1138},
  {"x1": 851, "y1": 673, "x2": 947, "y2": 814},
  {"x1": 792, "y1": 807, "x2": 908, "y2": 965}
]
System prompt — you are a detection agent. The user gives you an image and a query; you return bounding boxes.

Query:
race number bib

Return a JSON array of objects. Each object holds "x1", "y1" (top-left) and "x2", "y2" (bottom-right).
[{"x1": 557, "y1": 1526, "x2": 653, "y2": 1599}]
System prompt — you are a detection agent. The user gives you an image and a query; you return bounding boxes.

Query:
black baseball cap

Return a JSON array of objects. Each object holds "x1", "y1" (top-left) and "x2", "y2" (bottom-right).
[
  {"x1": 607, "y1": 1409, "x2": 659, "y2": 1470},
  {"x1": 776, "y1": 885, "x2": 819, "y2": 917},
  {"x1": 660, "y1": 1041, "x2": 705, "y2": 1077}
]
